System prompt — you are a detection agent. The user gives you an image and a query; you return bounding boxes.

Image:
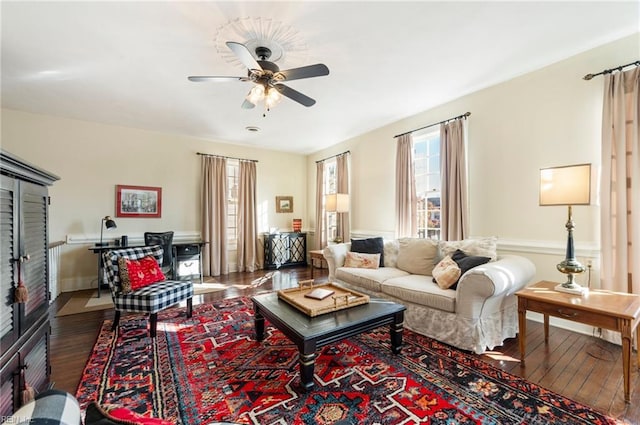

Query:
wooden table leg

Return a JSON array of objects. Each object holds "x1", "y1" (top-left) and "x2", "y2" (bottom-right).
[
  {"x1": 544, "y1": 314, "x2": 549, "y2": 343},
  {"x1": 254, "y1": 307, "x2": 265, "y2": 342},
  {"x1": 621, "y1": 319, "x2": 632, "y2": 403},
  {"x1": 390, "y1": 311, "x2": 404, "y2": 354},
  {"x1": 518, "y1": 298, "x2": 526, "y2": 366},
  {"x1": 299, "y1": 349, "x2": 317, "y2": 392}
]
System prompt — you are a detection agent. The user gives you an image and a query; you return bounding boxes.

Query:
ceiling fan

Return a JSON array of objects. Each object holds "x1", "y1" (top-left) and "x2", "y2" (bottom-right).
[{"x1": 188, "y1": 41, "x2": 330, "y2": 110}]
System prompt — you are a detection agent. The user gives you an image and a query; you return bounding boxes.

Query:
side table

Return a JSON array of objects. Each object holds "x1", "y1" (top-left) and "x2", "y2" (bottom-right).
[
  {"x1": 516, "y1": 280, "x2": 640, "y2": 403},
  {"x1": 309, "y1": 249, "x2": 325, "y2": 279}
]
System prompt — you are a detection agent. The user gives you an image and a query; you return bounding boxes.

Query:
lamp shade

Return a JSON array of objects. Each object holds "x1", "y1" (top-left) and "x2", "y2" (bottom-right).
[
  {"x1": 104, "y1": 216, "x2": 117, "y2": 229},
  {"x1": 539, "y1": 163, "x2": 591, "y2": 206},
  {"x1": 325, "y1": 193, "x2": 350, "y2": 213}
]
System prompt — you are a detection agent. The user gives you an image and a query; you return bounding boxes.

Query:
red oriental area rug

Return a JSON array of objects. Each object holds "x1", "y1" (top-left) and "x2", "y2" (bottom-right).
[{"x1": 75, "y1": 297, "x2": 622, "y2": 424}]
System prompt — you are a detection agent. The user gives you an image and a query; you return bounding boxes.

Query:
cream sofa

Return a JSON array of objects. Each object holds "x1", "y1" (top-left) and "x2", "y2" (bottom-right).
[{"x1": 323, "y1": 238, "x2": 536, "y2": 354}]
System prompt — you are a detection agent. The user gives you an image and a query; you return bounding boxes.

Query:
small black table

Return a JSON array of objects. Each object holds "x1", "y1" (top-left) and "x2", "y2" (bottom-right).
[{"x1": 251, "y1": 292, "x2": 406, "y2": 392}]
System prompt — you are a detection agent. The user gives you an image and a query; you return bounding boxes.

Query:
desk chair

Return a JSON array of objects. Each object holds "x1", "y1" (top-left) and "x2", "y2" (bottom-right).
[{"x1": 144, "y1": 231, "x2": 175, "y2": 279}]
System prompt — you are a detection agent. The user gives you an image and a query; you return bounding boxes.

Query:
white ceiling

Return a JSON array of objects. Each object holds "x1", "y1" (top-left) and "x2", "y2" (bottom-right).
[{"x1": 2, "y1": 1, "x2": 638, "y2": 154}]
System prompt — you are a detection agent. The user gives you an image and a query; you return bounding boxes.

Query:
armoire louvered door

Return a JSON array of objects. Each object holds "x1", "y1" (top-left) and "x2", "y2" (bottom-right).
[{"x1": 0, "y1": 150, "x2": 58, "y2": 417}]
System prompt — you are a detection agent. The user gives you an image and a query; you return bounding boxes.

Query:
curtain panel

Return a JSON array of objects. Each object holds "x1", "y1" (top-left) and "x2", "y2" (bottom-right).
[
  {"x1": 315, "y1": 161, "x2": 326, "y2": 250},
  {"x1": 600, "y1": 67, "x2": 640, "y2": 295},
  {"x1": 201, "y1": 156, "x2": 228, "y2": 276},
  {"x1": 440, "y1": 119, "x2": 469, "y2": 241},
  {"x1": 395, "y1": 134, "x2": 417, "y2": 238},
  {"x1": 336, "y1": 153, "x2": 351, "y2": 243},
  {"x1": 237, "y1": 160, "x2": 260, "y2": 272}
]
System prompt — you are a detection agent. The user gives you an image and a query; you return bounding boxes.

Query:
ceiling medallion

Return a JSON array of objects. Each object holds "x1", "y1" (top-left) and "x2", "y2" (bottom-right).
[{"x1": 215, "y1": 17, "x2": 309, "y2": 70}]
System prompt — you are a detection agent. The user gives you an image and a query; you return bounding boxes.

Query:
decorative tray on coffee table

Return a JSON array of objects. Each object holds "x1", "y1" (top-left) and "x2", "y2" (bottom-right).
[{"x1": 277, "y1": 280, "x2": 370, "y2": 317}]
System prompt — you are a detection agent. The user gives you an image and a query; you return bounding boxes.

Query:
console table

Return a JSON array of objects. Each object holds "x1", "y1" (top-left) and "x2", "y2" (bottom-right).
[
  {"x1": 516, "y1": 280, "x2": 640, "y2": 403},
  {"x1": 263, "y1": 232, "x2": 307, "y2": 269}
]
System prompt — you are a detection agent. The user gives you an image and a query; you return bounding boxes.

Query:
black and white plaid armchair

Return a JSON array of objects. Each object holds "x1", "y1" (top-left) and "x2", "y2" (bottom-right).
[{"x1": 102, "y1": 245, "x2": 193, "y2": 338}]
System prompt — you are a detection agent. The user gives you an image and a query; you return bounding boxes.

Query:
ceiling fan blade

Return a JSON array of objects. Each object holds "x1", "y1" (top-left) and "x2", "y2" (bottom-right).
[
  {"x1": 188, "y1": 76, "x2": 249, "y2": 82},
  {"x1": 226, "y1": 41, "x2": 262, "y2": 71},
  {"x1": 241, "y1": 99, "x2": 256, "y2": 109},
  {"x1": 275, "y1": 84, "x2": 316, "y2": 107},
  {"x1": 276, "y1": 64, "x2": 329, "y2": 82}
]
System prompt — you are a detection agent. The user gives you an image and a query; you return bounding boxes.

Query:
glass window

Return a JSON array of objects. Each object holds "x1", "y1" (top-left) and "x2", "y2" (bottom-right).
[
  {"x1": 323, "y1": 160, "x2": 337, "y2": 241},
  {"x1": 227, "y1": 160, "x2": 239, "y2": 248},
  {"x1": 413, "y1": 129, "x2": 441, "y2": 239}
]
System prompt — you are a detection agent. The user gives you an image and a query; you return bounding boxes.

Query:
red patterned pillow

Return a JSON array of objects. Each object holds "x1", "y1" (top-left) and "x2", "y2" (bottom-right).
[
  {"x1": 85, "y1": 401, "x2": 173, "y2": 425},
  {"x1": 120, "y1": 256, "x2": 165, "y2": 291}
]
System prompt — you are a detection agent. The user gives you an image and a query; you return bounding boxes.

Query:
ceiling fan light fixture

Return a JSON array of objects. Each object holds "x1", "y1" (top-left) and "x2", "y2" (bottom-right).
[
  {"x1": 246, "y1": 84, "x2": 265, "y2": 105},
  {"x1": 264, "y1": 87, "x2": 282, "y2": 109}
]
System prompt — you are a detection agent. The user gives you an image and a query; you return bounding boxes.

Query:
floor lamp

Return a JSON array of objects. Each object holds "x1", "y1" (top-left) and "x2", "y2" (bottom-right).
[
  {"x1": 325, "y1": 193, "x2": 350, "y2": 243},
  {"x1": 539, "y1": 163, "x2": 591, "y2": 295}
]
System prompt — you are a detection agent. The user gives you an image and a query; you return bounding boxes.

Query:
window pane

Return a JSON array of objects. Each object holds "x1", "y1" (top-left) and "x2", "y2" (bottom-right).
[{"x1": 413, "y1": 130, "x2": 441, "y2": 240}]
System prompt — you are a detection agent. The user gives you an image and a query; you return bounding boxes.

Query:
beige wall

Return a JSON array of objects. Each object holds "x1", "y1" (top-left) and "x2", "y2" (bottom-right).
[
  {"x1": 1, "y1": 110, "x2": 307, "y2": 291},
  {"x1": 306, "y1": 33, "x2": 639, "y2": 300}
]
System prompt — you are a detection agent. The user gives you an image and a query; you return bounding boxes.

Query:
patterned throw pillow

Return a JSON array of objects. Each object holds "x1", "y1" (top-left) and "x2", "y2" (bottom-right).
[
  {"x1": 117, "y1": 257, "x2": 132, "y2": 294},
  {"x1": 344, "y1": 251, "x2": 381, "y2": 269},
  {"x1": 85, "y1": 401, "x2": 173, "y2": 425},
  {"x1": 119, "y1": 256, "x2": 166, "y2": 291},
  {"x1": 448, "y1": 249, "x2": 492, "y2": 290},
  {"x1": 439, "y1": 236, "x2": 498, "y2": 262},
  {"x1": 432, "y1": 255, "x2": 462, "y2": 289}
]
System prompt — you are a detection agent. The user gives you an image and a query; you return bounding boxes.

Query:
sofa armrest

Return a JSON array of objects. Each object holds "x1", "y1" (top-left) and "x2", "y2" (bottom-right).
[
  {"x1": 323, "y1": 243, "x2": 351, "y2": 281},
  {"x1": 456, "y1": 255, "x2": 536, "y2": 318}
]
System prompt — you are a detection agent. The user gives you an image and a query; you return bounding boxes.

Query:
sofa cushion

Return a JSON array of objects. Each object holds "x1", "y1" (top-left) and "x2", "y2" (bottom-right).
[
  {"x1": 439, "y1": 236, "x2": 498, "y2": 262},
  {"x1": 381, "y1": 275, "x2": 456, "y2": 313},
  {"x1": 432, "y1": 255, "x2": 461, "y2": 289},
  {"x1": 383, "y1": 240, "x2": 399, "y2": 268},
  {"x1": 336, "y1": 266, "x2": 410, "y2": 292},
  {"x1": 396, "y1": 238, "x2": 438, "y2": 275},
  {"x1": 344, "y1": 251, "x2": 380, "y2": 269},
  {"x1": 351, "y1": 237, "x2": 384, "y2": 267}
]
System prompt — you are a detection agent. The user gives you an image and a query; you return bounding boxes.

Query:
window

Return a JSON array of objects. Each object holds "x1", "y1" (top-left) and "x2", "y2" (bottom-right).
[
  {"x1": 413, "y1": 130, "x2": 441, "y2": 239},
  {"x1": 227, "y1": 159, "x2": 239, "y2": 247},
  {"x1": 323, "y1": 159, "x2": 337, "y2": 241}
]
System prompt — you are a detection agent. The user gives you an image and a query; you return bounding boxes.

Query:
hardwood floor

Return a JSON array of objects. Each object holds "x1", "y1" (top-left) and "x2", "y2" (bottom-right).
[{"x1": 49, "y1": 266, "x2": 639, "y2": 423}]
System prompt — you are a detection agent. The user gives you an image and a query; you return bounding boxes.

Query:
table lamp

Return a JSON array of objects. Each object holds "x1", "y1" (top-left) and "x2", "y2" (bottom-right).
[
  {"x1": 325, "y1": 193, "x2": 349, "y2": 243},
  {"x1": 539, "y1": 163, "x2": 591, "y2": 295},
  {"x1": 97, "y1": 215, "x2": 117, "y2": 247}
]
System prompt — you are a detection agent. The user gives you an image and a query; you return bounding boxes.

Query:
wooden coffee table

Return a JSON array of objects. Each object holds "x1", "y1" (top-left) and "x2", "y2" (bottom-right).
[
  {"x1": 252, "y1": 292, "x2": 406, "y2": 391},
  {"x1": 516, "y1": 280, "x2": 640, "y2": 403}
]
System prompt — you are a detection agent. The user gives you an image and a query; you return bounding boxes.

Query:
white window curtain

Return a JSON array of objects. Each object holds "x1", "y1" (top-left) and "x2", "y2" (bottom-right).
[
  {"x1": 440, "y1": 119, "x2": 469, "y2": 241},
  {"x1": 201, "y1": 156, "x2": 228, "y2": 276},
  {"x1": 395, "y1": 134, "x2": 417, "y2": 238},
  {"x1": 600, "y1": 67, "x2": 640, "y2": 295},
  {"x1": 237, "y1": 160, "x2": 260, "y2": 272}
]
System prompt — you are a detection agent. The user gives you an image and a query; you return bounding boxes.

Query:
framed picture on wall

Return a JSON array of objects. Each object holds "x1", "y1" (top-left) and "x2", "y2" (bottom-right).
[
  {"x1": 116, "y1": 185, "x2": 162, "y2": 218},
  {"x1": 276, "y1": 196, "x2": 293, "y2": 213}
]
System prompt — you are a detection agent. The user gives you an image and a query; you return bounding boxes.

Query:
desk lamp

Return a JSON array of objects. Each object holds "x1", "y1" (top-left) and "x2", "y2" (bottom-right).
[
  {"x1": 97, "y1": 215, "x2": 117, "y2": 247},
  {"x1": 539, "y1": 163, "x2": 591, "y2": 295}
]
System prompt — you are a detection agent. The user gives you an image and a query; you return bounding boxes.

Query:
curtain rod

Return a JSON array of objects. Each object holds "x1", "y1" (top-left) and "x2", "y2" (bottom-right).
[
  {"x1": 197, "y1": 152, "x2": 258, "y2": 163},
  {"x1": 315, "y1": 150, "x2": 351, "y2": 164},
  {"x1": 583, "y1": 60, "x2": 640, "y2": 80},
  {"x1": 394, "y1": 112, "x2": 471, "y2": 138}
]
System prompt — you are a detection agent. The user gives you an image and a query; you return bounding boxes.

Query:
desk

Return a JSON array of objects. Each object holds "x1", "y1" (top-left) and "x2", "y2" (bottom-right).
[
  {"x1": 516, "y1": 280, "x2": 640, "y2": 403},
  {"x1": 89, "y1": 240, "x2": 205, "y2": 297}
]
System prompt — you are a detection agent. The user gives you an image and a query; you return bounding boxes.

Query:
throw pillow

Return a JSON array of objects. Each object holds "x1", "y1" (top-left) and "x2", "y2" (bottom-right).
[
  {"x1": 351, "y1": 237, "x2": 385, "y2": 267},
  {"x1": 449, "y1": 249, "x2": 491, "y2": 290},
  {"x1": 85, "y1": 402, "x2": 173, "y2": 425},
  {"x1": 439, "y1": 236, "x2": 498, "y2": 262},
  {"x1": 120, "y1": 256, "x2": 166, "y2": 291},
  {"x1": 432, "y1": 255, "x2": 462, "y2": 289},
  {"x1": 117, "y1": 257, "x2": 133, "y2": 294},
  {"x1": 395, "y1": 238, "x2": 439, "y2": 276},
  {"x1": 343, "y1": 251, "x2": 381, "y2": 269}
]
